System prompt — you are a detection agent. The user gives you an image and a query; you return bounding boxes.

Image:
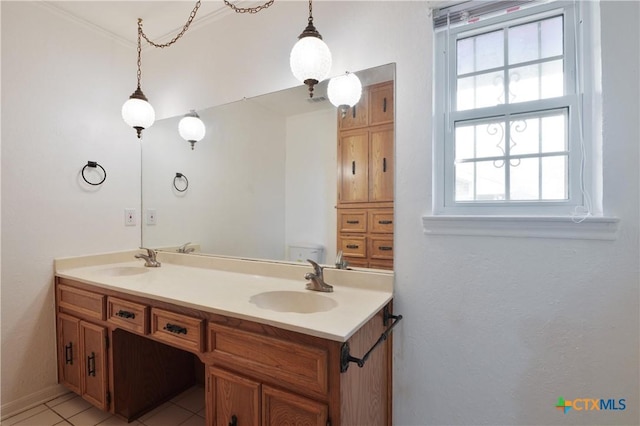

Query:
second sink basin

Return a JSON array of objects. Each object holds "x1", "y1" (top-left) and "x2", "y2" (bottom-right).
[{"x1": 249, "y1": 291, "x2": 337, "y2": 314}]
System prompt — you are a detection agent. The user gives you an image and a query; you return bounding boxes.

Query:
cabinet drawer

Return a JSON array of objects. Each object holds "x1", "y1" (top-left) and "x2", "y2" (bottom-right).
[
  {"x1": 151, "y1": 308, "x2": 204, "y2": 353},
  {"x1": 57, "y1": 283, "x2": 106, "y2": 321},
  {"x1": 208, "y1": 323, "x2": 329, "y2": 396},
  {"x1": 107, "y1": 297, "x2": 149, "y2": 335},
  {"x1": 369, "y1": 210, "x2": 394, "y2": 233},
  {"x1": 370, "y1": 237, "x2": 394, "y2": 260},
  {"x1": 338, "y1": 236, "x2": 367, "y2": 258},
  {"x1": 338, "y1": 210, "x2": 367, "y2": 233}
]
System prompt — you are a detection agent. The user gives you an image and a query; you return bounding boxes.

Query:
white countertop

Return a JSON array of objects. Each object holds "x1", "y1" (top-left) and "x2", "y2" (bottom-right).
[{"x1": 55, "y1": 251, "x2": 394, "y2": 342}]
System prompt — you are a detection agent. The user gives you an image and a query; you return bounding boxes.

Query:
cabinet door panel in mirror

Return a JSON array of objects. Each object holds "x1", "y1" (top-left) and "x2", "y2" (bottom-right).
[
  {"x1": 369, "y1": 124, "x2": 394, "y2": 202},
  {"x1": 339, "y1": 129, "x2": 369, "y2": 203}
]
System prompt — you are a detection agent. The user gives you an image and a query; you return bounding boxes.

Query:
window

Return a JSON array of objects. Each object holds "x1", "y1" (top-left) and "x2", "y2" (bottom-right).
[{"x1": 433, "y1": 1, "x2": 595, "y2": 216}]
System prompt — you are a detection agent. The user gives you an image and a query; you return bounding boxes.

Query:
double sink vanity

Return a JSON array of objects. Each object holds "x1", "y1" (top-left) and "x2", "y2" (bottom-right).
[{"x1": 54, "y1": 250, "x2": 397, "y2": 425}]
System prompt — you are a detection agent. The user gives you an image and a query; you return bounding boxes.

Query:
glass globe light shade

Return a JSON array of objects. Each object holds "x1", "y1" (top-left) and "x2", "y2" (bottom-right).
[
  {"x1": 327, "y1": 72, "x2": 362, "y2": 108},
  {"x1": 289, "y1": 36, "x2": 332, "y2": 85},
  {"x1": 121, "y1": 97, "x2": 155, "y2": 136},
  {"x1": 178, "y1": 112, "x2": 206, "y2": 150}
]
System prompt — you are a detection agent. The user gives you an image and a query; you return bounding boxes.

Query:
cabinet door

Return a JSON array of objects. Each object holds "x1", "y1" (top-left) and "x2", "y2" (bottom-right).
[
  {"x1": 339, "y1": 130, "x2": 369, "y2": 203},
  {"x1": 209, "y1": 367, "x2": 260, "y2": 426},
  {"x1": 338, "y1": 89, "x2": 368, "y2": 130},
  {"x1": 262, "y1": 385, "x2": 327, "y2": 426},
  {"x1": 57, "y1": 313, "x2": 81, "y2": 394},
  {"x1": 369, "y1": 82, "x2": 394, "y2": 126},
  {"x1": 369, "y1": 125, "x2": 394, "y2": 202},
  {"x1": 80, "y1": 321, "x2": 108, "y2": 410}
]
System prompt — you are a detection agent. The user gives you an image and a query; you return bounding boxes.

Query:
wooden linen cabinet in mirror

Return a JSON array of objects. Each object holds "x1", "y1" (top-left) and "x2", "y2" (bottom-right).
[{"x1": 337, "y1": 81, "x2": 394, "y2": 269}]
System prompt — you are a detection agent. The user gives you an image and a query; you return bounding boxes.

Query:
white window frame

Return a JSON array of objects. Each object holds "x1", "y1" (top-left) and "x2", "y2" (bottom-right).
[{"x1": 433, "y1": 1, "x2": 595, "y2": 216}]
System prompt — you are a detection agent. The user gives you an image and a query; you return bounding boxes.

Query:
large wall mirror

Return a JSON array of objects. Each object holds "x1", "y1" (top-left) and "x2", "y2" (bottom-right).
[{"x1": 142, "y1": 63, "x2": 395, "y2": 270}]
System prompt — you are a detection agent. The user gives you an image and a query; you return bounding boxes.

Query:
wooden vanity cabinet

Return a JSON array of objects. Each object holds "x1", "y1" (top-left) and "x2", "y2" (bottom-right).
[{"x1": 56, "y1": 278, "x2": 393, "y2": 425}]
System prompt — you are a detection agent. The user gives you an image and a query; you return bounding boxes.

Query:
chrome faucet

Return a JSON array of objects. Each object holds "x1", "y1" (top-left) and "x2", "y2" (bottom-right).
[
  {"x1": 304, "y1": 259, "x2": 333, "y2": 292},
  {"x1": 177, "y1": 242, "x2": 195, "y2": 254},
  {"x1": 335, "y1": 250, "x2": 349, "y2": 269},
  {"x1": 135, "y1": 247, "x2": 161, "y2": 267}
]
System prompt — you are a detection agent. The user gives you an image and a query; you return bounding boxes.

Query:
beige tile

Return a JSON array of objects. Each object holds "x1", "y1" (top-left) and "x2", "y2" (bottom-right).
[
  {"x1": 172, "y1": 387, "x2": 205, "y2": 414},
  {"x1": 49, "y1": 396, "x2": 91, "y2": 419},
  {"x1": 45, "y1": 393, "x2": 77, "y2": 408},
  {"x1": 67, "y1": 406, "x2": 111, "y2": 426},
  {"x1": 178, "y1": 414, "x2": 205, "y2": 426},
  {"x1": 13, "y1": 409, "x2": 64, "y2": 426},
  {"x1": 137, "y1": 402, "x2": 172, "y2": 423},
  {"x1": 96, "y1": 415, "x2": 142, "y2": 426},
  {"x1": 2, "y1": 405, "x2": 49, "y2": 425},
  {"x1": 54, "y1": 421, "x2": 72, "y2": 425},
  {"x1": 143, "y1": 405, "x2": 192, "y2": 426}
]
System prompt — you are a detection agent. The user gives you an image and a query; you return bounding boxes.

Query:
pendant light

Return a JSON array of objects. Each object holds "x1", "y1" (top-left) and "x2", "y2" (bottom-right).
[
  {"x1": 327, "y1": 72, "x2": 362, "y2": 118},
  {"x1": 289, "y1": 0, "x2": 332, "y2": 98},
  {"x1": 122, "y1": 19, "x2": 155, "y2": 139},
  {"x1": 178, "y1": 110, "x2": 206, "y2": 150}
]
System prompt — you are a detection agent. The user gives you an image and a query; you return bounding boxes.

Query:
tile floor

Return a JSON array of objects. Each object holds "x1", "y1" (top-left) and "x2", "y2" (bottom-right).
[{"x1": 2, "y1": 386, "x2": 205, "y2": 426}]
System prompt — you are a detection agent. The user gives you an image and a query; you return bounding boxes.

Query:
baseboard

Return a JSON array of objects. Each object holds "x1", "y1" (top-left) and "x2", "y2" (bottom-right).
[{"x1": 0, "y1": 384, "x2": 69, "y2": 421}]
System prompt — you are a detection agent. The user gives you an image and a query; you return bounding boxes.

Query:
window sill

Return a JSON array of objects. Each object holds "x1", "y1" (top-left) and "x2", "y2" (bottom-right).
[{"x1": 421, "y1": 215, "x2": 619, "y2": 240}]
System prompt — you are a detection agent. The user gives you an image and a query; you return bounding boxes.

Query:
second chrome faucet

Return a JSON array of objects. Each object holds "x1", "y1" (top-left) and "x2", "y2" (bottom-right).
[{"x1": 304, "y1": 259, "x2": 333, "y2": 292}]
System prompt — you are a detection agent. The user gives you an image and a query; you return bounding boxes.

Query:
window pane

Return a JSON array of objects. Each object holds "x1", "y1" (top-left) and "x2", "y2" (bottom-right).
[
  {"x1": 541, "y1": 155, "x2": 568, "y2": 199},
  {"x1": 457, "y1": 71, "x2": 505, "y2": 110},
  {"x1": 476, "y1": 160, "x2": 505, "y2": 201},
  {"x1": 455, "y1": 125, "x2": 475, "y2": 161},
  {"x1": 457, "y1": 30, "x2": 504, "y2": 75},
  {"x1": 455, "y1": 162, "x2": 475, "y2": 201},
  {"x1": 541, "y1": 112, "x2": 567, "y2": 153},
  {"x1": 509, "y1": 16, "x2": 563, "y2": 65},
  {"x1": 508, "y1": 59, "x2": 563, "y2": 103},
  {"x1": 510, "y1": 157, "x2": 540, "y2": 200},
  {"x1": 510, "y1": 117, "x2": 540, "y2": 156}
]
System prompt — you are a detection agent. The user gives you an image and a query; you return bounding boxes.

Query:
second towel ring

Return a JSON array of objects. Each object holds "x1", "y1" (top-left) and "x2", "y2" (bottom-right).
[
  {"x1": 174, "y1": 173, "x2": 189, "y2": 192},
  {"x1": 81, "y1": 161, "x2": 106, "y2": 186}
]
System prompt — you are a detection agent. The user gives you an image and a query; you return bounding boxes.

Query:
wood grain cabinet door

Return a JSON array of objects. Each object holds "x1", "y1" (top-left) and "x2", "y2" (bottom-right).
[
  {"x1": 369, "y1": 124, "x2": 394, "y2": 202},
  {"x1": 209, "y1": 367, "x2": 260, "y2": 426},
  {"x1": 339, "y1": 130, "x2": 369, "y2": 203},
  {"x1": 262, "y1": 385, "x2": 328, "y2": 426},
  {"x1": 368, "y1": 82, "x2": 394, "y2": 126},
  {"x1": 57, "y1": 313, "x2": 81, "y2": 394},
  {"x1": 79, "y1": 321, "x2": 108, "y2": 410}
]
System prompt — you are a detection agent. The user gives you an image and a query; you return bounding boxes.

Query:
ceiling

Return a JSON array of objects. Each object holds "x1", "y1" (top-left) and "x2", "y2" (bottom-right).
[{"x1": 43, "y1": 1, "x2": 264, "y2": 47}]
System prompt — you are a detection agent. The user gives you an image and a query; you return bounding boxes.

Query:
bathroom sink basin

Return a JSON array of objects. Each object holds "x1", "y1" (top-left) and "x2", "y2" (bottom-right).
[
  {"x1": 249, "y1": 291, "x2": 337, "y2": 314},
  {"x1": 98, "y1": 266, "x2": 150, "y2": 277}
]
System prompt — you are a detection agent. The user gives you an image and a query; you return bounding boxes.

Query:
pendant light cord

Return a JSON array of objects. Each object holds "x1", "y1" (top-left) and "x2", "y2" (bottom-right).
[
  {"x1": 308, "y1": 0, "x2": 313, "y2": 24},
  {"x1": 139, "y1": 1, "x2": 202, "y2": 49},
  {"x1": 223, "y1": 0, "x2": 275, "y2": 14}
]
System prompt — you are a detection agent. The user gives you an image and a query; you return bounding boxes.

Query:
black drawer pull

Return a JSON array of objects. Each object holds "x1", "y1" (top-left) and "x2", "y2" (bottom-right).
[
  {"x1": 383, "y1": 157, "x2": 387, "y2": 172},
  {"x1": 116, "y1": 310, "x2": 136, "y2": 319},
  {"x1": 87, "y1": 352, "x2": 96, "y2": 377},
  {"x1": 383, "y1": 97, "x2": 387, "y2": 113},
  {"x1": 352, "y1": 105, "x2": 356, "y2": 118},
  {"x1": 378, "y1": 246, "x2": 393, "y2": 251},
  {"x1": 352, "y1": 161, "x2": 356, "y2": 175},
  {"x1": 164, "y1": 323, "x2": 188, "y2": 335},
  {"x1": 346, "y1": 220, "x2": 360, "y2": 224},
  {"x1": 229, "y1": 415, "x2": 238, "y2": 426},
  {"x1": 65, "y1": 342, "x2": 73, "y2": 365},
  {"x1": 346, "y1": 244, "x2": 359, "y2": 249},
  {"x1": 378, "y1": 220, "x2": 393, "y2": 225}
]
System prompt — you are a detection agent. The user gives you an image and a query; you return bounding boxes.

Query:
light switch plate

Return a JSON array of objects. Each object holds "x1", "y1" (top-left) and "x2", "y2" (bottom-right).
[
  {"x1": 124, "y1": 208, "x2": 136, "y2": 226},
  {"x1": 146, "y1": 209, "x2": 157, "y2": 225}
]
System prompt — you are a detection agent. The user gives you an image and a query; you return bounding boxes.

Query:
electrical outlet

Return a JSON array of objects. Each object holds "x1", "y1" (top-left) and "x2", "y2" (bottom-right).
[
  {"x1": 146, "y1": 209, "x2": 157, "y2": 225},
  {"x1": 124, "y1": 208, "x2": 136, "y2": 226}
]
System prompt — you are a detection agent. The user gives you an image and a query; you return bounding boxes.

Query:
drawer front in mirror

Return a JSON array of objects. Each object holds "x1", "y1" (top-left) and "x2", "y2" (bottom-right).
[
  {"x1": 338, "y1": 210, "x2": 367, "y2": 233},
  {"x1": 369, "y1": 210, "x2": 394, "y2": 234},
  {"x1": 339, "y1": 236, "x2": 367, "y2": 258},
  {"x1": 370, "y1": 237, "x2": 394, "y2": 260},
  {"x1": 151, "y1": 308, "x2": 204, "y2": 353},
  {"x1": 57, "y1": 282, "x2": 105, "y2": 321},
  {"x1": 107, "y1": 297, "x2": 149, "y2": 335}
]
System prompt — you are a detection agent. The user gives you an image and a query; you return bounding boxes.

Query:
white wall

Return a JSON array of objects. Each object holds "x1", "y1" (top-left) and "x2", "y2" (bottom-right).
[
  {"x1": 1, "y1": 2, "x2": 140, "y2": 416},
  {"x1": 2, "y1": 1, "x2": 638, "y2": 424}
]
